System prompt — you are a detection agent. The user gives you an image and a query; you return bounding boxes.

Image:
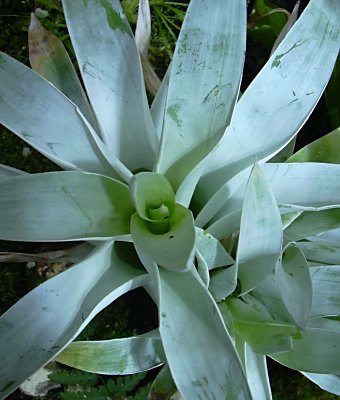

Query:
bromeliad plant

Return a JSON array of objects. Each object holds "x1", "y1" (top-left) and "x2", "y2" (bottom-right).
[{"x1": 0, "y1": 0, "x2": 340, "y2": 399}]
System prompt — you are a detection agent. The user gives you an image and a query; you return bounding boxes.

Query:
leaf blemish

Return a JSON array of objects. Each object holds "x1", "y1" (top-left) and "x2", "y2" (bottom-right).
[
  {"x1": 100, "y1": 0, "x2": 132, "y2": 37},
  {"x1": 271, "y1": 41, "x2": 307, "y2": 69},
  {"x1": 167, "y1": 103, "x2": 182, "y2": 127},
  {"x1": 203, "y1": 85, "x2": 219, "y2": 103}
]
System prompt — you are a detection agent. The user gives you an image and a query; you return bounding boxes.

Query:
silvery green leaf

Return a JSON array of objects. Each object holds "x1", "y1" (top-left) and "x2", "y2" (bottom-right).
[
  {"x1": 148, "y1": 364, "x2": 177, "y2": 400},
  {"x1": 175, "y1": 152, "x2": 213, "y2": 208},
  {"x1": 207, "y1": 209, "x2": 242, "y2": 240},
  {"x1": 0, "y1": 172, "x2": 134, "y2": 241},
  {"x1": 0, "y1": 164, "x2": 27, "y2": 179},
  {"x1": 28, "y1": 13, "x2": 98, "y2": 130},
  {"x1": 155, "y1": 0, "x2": 246, "y2": 188},
  {"x1": 135, "y1": 0, "x2": 151, "y2": 57},
  {"x1": 150, "y1": 64, "x2": 170, "y2": 139},
  {"x1": 272, "y1": 317, "x2": 340, "y2": 374},
  {"x1": 195, "y1": 167, "x2": 251, "y2": 229},
  {"x1": 251, "y1": 274, "x2": 293, "y2": 323},
  {"x1": 237, "y1": 340, "x2": 272, "y2": 400},
  {"x1": 195, "y1": 250, "x2": 210, "y2": 287},
  {"x1": 227, "y1": 295, "x2": 297, "y2": 355},
  {"x1": 284, "y1": 208, "x2": 340, "y2": 243},
  {"x1": 135, "y1": 0, "x2": 161, "y2": 96},
  {"x1": 62, "y1": 0, "x2": 157, "y2": 171},
  {"x1": 0, "y1": 242, "x2": 150, "y2": 398},
  {"x1": 198, "y1": 161, "x2": 340, "y2": 231},
  {"x1": 209, "y1": 264, "x2": 238, "y2": 301},
  {"x1": 129, "y1": 172, "x2": 175, "y2": 221},
  {"x1": 0, "y1": 52, "x2": 113, "y2": 175},
  {"x1": 200, "y1": 0, "x2": 340, "y2": 196},
  {"x1": 276, "y1": 245, "x2": 312, "y2": 329},
  {"x1": 158, "y1": 267, "x2": 252, "y2": 400},
  {"x1": 268, "y1": 137, "x2": 296, "y2": 163},
  {"x1": 237, "y1": 164, "x2": 282, "y2": 294},
  {"x1": 130, "y1": 204, "x2": 195, "y2": 272},
  {"x1": 309, "y1": 228, "x2": 340, "y2": 243},
  {"x1": 280, "y1": 210, "x2": 302, "y2": 229},
  {"x1": 296, "y1": 241, "x2": 340, "y2": 265},
  {"x1": 288, "y1": 127, "x2": 340, "y2": 163},
  {"x1": 209, "y1": 163, "x2": 340, "y2": 229},
  {"x1": 264, "y1": 163, "x2": 340, "y2": 208},
  {"x1": 195, "y1": 228, "x2": 234, "y2": 269},
  {"x1": 309, "y1": 266, "x2": 340, "y2": 318},
  {"x1": 57, "y1": 329, "x2": 165, "y2": 374},
  {"x1": 301, "y1": 372, "x2": 340, "y2": 396}
]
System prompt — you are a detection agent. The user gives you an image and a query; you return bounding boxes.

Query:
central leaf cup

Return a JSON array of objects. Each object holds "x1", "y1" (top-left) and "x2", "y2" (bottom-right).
[{"x1": 129, "y1": 172, "x2": 195, "y2": 272}]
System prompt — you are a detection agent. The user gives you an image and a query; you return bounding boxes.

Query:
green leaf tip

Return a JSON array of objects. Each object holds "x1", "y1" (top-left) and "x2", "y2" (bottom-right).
[{"x1": 129, "y1": 172, "x2": 175, "y2": 222}]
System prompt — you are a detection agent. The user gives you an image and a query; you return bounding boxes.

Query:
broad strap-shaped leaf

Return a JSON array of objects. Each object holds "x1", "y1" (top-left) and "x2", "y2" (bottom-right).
[
  {"x1": 209, "y1": 264, "x2": 238, "y2": 302},
  {"x1": 251, "y1": 274, "x2": 294, "y2": 323},
  {"x1": 284, "y1": 208, "x2": 340, "y2": 243},
  {"x1": 207, "y1": 209, "x2": 242, "y2": 240},
  {"x1": 195, "y1": 227, "x2": 234, "y2": 290},
  {"x1": 237, "y1": 339, "x2": 272, "y2": 400},
  {"x1": 309, "y1": 228, "x2": 340, "y2": 243},
  {"x1": 0, "y1": 164, "x2": 27, "y2": 179},
  {"x1": 301, "y1": 372, "x2": 340, "y2": 396},
  {"x1": 0, "y1": 172, "x2": 134, "y2": 241},
  {"x1": 194, "y1": 167, "x2": 251, "y2": 229},
  {"x1": 272, "y1": 317, "x2": 340, "y2": 374},
  {"x1": 0, "y1": 242, "x2": 150, "y2": 398},
  {"x1": 263, "y1": 163, "x2": 340, "y2": 213},
  {"x1": 195, "y1": 227, "x2": 234, "y2": 269},
  {"x1": 130, "y1": 204, "x2": 195, "y2": 272},
  {"x1": 135, "y1": 0, "x2": 151, "y2": 57},
  {"x1": 155, "y1": 0, "x2": 246, "y2": 188},
  {"x1": 158, "y1": 267, "x2": 252, "y2": 400},
  {"x1": 264, "y1": 163, "x2": 340, "y2": 208},
  {"x1": 204, "y1": 162, "x2": 340, "y2": 235},
  {"x1": 280, "y1": 210, "x2": 302, "y2": 229},
  {"x1": 199, "y1": 0, "x2": 340, "y2": 196},
  {"x1": 275, "y1": 245, "x2": 312, "y2": 329},
  {"x1": 268, "y1": 137, "x2": 296, "y2": 163},
  {"x1": 135, "y1": 0, "x2": 160, "y2": 96},
  {"x1": 226, "y1": 295, "x2": 297, "y2": 355},
  {"x1": 288, "y1": 127, "x2": 340, "y2": 163},
  {"x1": 57, "y1": 329, "x2": 165, "y2": 374},
  {"x1": 175, "y1": 149, "x2": 213, "y2": 207},
  {"x1": 195, "y1": 250, "x2": 210, "y2": 287},
  {"x1": 237, "y1": 164, "x2": 282, "y2": 294},
  {"x1": 28, "y1": 13, "x2": 98, "y2": 130},
  {"x1": 62, "y1": 0, "x2": 157, "y2": 171},
  {"x1": 296, "y1": 241, "x2": 340, "y2": 265},
  {"x1": 309, "y1": 266, "x2": 340, "y2": 318},
  {"x1": 0, "y1": 52, "x2": 113, "y2": 175},
  {"x1": 150, "y1": 64, "x2": 170, "y2": 140},
  {"x1": 148, "y1": 364, "x2": 177, "y2": 400}
]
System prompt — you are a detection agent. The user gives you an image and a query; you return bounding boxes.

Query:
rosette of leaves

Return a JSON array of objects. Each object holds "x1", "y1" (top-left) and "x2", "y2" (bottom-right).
[{"x1": 0, "y1": 0, "x2": 339, "y2": 399}]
